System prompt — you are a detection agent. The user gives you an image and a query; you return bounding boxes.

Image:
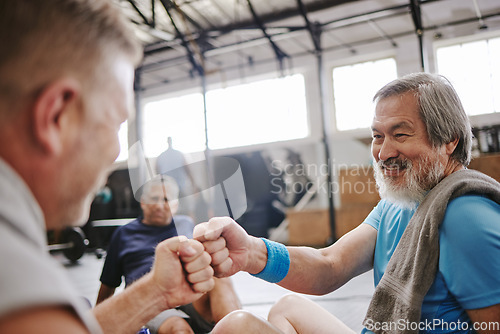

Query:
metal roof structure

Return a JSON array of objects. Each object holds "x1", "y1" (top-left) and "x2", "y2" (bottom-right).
[{"x1": 118, "y1": 0, "x2": 500, "y2": 92}]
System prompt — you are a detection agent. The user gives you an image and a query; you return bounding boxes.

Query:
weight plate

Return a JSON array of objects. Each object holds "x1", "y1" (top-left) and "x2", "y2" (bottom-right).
[{"x1": 61, "y1": 227, "x2": 87, "y2": 262}]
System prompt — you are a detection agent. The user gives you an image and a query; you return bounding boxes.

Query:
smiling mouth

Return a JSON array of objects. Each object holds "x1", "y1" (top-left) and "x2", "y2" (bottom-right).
[
  {"x1": 380, "y1": 159, "x2": 409, "y2": 177},
  {"x1": 382, "y1": 165, "x2": 405, "y2": 176}
]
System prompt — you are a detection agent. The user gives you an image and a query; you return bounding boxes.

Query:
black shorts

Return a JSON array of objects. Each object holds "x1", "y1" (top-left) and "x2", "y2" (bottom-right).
[{"x1": 146, "y1": 303, "x2": 215, "y2": 334}]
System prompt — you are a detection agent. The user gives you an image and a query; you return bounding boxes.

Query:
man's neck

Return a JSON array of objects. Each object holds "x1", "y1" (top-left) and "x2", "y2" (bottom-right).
[
  {"x1": 141, "y1": 218, "x2": 173, "y2": 227},
  {"x1": 442, "y1": 162, "x2": 465, "y2": 179}
]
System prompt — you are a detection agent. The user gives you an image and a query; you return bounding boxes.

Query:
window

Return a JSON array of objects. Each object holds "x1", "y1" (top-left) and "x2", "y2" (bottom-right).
[
  {"x1": 142, "y1": 74, "x2": 309, "y2": 156},
  {"x1": 436, "y1": 36, "x2": 500, "y2": 116},
  {"x1": 206, "y1": 74, "x2": 308, "y2": 150},
  {"x1": 333, "y1": 58, "x2": 398, "y2": 131},
  {"x1": 143, "y1": 93, "x2": 206, "y2": 157}
]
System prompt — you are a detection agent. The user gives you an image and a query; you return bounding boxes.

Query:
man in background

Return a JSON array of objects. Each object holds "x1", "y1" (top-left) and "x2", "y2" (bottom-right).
[
  {"x1": 157, "y1": 137, "x2": 201, "y2": 218},
  {"x1": 97, "y1": 177, "x2": 241, "y2": 334}
]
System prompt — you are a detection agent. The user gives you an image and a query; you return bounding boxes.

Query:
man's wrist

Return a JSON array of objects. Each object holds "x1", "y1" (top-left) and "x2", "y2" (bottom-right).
[
  {"x1": 137, "y1": 272, "x2": 171, "y2": 311},
  {"x1": 245, "y1": 236, "x2": 268, "y2": 275},
  {"x1": 250, "y1": 239, "x2": 290, "y2": 283},
  {"x1": 93, "y1": 273, "x2": 166, "y2": 333}
]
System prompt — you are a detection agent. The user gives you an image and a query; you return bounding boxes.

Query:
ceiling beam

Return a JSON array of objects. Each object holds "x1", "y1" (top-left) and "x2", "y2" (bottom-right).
[
  {"x1": 245, "y1": 0, "x2": 288, "y2": 71},
  {"x1": 158, "y1": 0, "x2": 204, "y2": 76},
  {"x1": 144, "y1": 2, "x2": 409, "y2": 56},
  {"x1": 142, "y1": 0, "x2": 500, "y2": 74},
  {"x1": 126, "y1": 0, "x2": 151, "y2": 26},
  {"x1": 151, "y1": 0, "x2": 156, "y2": 27},
  {"x1": 208, "y1": 0, "x2": 233, "y2": 22},
  {"x1": 216, "y1": 0, "x2": 358, "y2": 35},
  {"x1": 153, "y1": 0, "x2": 206, "y2": 32},
  {"x1": 181, "y1": 2, "x2": 217, "y2": 30},
  {"x1": 409, "y1": 0, "x2": 425, "y2": 71},
  {"x1": 139, "y1": 8, "x2": 500, "y2": 92},
  {"x1": 367, "y1": 19, "x2": 398, "y2": 48},
  {"x1": 296, "y1": 0, "x2": 321, "y2": 52}
]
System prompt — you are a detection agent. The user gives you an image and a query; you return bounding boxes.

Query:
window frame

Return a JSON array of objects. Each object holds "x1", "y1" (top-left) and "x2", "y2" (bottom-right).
[
  {"x1": 139, "y1": 72, "x2": 310, "y2": 156},
  {"x1": 433, "y1": 29, "x2": 500, "y2": 118},
  {"x1": 329, "y1": 53, "x2": 398, "y2": 132}
]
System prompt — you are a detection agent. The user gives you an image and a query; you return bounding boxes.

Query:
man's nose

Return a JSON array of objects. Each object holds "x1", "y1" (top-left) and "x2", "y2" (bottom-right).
[{"x1": 377, "y1": 139, "x2": 399, "y2": 161}]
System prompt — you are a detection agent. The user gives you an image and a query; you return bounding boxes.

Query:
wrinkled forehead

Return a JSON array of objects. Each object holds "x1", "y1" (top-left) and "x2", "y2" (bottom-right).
[
  {"x1": 144, "y1": 184, "x2": 165, "y2": 197},
  {"x1": 141, "y1": 181, "x2": 178, "y2": 202},
  {"x1": 372, "y1": 93, "x2": 422, "y2": 126}
]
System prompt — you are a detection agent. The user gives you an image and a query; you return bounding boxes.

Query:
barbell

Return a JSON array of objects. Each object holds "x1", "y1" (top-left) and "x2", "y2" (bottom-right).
[{"x1": 48, "y1": 227, "x2": 89, "y2": 262}]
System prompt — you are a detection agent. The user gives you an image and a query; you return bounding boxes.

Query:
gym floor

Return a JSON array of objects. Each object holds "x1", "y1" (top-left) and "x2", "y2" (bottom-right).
[{"x1": 55, "y1": 250, "x2": 374, "y2": 333}]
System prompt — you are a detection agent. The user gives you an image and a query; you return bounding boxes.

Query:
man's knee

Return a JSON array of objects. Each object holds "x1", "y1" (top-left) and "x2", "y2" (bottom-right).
[
  {"x1": 212, "y1": 310, "x2": 261, "y2": 334},
  {"x1": 158, "y1": 316, "x2": 193, "y2": 334},
  {"x1": 269, "y1": 294, "x2": 308, "y2": 319},
  {"x1": 216, "y1": 310, "x2": 256, "y2": 327}
]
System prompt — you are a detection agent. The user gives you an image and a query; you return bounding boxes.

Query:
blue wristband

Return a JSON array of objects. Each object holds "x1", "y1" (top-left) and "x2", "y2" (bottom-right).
[{"x1": 251, "y1": 238, "x2": 290, "y2": 283}]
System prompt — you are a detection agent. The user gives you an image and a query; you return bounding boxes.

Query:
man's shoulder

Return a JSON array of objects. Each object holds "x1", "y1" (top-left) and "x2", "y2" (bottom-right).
[
  {"x1": 374, "y1": 199, "x2": 415, "y2": 219},
  {"x1": 441, "y1": 194, "x2": 500, "y2": 240},
  {"x1": 115, "y1": 218, "x2": 140, "y2": 230},
  {"x1": 110, "y1": 218, "x2": 141, "y2": 239},
  {"x1": 0, "y1": 221, "x2": 85, "y2": 321},
  {"x1": 439, "y1": 194, "x2": 500, "y2": 301},
  {"x1": 446, "y1": 193, "x2": 500, "y2": 217}
]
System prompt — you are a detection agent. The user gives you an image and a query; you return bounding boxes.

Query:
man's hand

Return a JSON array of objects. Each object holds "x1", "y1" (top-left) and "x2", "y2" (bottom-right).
[
  {"x1": 150, "y1": 236, "x2": 215, "y2": 309},
  {"x1": 93, "y1": 236, "x2": 215, "y2": 333},
  {"x1": 194, "y1": 217, "x2": 265, "y2": 278}
]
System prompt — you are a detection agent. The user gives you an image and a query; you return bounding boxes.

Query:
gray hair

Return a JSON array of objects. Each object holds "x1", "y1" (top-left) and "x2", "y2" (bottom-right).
[
  {"x1": 0, "y1": 0, "x2": 142, "y2": 113},
  {"x1": 373, "y1": 73, "x2": 472, "y2": 166}
]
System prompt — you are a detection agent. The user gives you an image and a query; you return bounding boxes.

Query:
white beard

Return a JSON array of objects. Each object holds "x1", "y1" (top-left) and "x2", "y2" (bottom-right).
[{"x1": 373, "y1": 151, "x2": 445, "y2": 210}]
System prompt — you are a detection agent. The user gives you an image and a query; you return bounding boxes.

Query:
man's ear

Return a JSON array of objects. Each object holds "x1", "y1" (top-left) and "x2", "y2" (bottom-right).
[
  {"x1": 445, "y1": 137, "x2": 460, "y2": 156},
  {"x1": 32, "y1": 78, "x2": 81, "y2": 155}
]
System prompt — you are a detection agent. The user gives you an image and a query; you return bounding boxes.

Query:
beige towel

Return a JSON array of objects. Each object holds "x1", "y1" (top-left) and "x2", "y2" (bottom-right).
[{"x1": 363, "y1": 169, "x2": 500, "y2": 334}]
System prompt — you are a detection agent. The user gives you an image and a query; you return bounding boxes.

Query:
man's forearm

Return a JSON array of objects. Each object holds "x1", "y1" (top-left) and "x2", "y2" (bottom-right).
[
  {"x1": 93, "y1": 273, "x2": 165, "y2": 334},
  {"x1": 275, "y1": 224, "x2": 377, "y2": 295},
  {"x1": 243, "y1": 236, "x2": 336, "y2": 294},
  {"x1": 277, "y1": 246, "x2": 339, "y2": 295}
]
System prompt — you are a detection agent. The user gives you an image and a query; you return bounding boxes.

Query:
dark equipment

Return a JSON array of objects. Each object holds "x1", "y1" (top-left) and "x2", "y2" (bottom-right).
[{"x1": 48, "y1": 227, "x2": 89, "y2": 263}]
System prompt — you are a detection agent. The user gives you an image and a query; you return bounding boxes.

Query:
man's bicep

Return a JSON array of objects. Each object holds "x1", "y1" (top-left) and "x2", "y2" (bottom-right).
[
  {"x1": 0, "y1": 306, "x2": 90, "y2": 334},
  {"x1": 99, "y1": 236, "x2": 124, "y2": 288},
  {"x1": 467, "y1": 304, "x2": 500, "y2": 334},
  {"x1": 440, "y1": 195, "x2": 500, "y2": 309}
]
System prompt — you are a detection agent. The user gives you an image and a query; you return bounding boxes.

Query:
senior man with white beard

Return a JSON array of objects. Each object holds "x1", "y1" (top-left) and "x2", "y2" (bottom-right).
[{"x1": 193, "y1": 73, "x2": 500, "y2": 334}]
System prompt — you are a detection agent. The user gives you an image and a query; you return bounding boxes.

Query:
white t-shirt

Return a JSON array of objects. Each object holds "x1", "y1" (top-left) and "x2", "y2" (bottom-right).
[{"x1": 0, "y1": 158, "x2": 102, "y2": 333}]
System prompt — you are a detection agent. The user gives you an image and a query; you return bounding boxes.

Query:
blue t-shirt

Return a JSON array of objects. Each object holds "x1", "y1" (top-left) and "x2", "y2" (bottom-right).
[
  {"x1": 100, "y1": 215, "x2": 194, "y2": 287},
  {"x1": 362, "y1": 194, "x2": 500, "y2": 333}
]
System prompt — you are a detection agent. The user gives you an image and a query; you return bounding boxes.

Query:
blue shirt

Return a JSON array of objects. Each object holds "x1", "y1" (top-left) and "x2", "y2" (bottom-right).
[
  {"x1": 362, "y1": 194, "x2": 500, "y2": 333},
  {"x1": 100, "y1": 215, "x2": 194, "y2": 287}
]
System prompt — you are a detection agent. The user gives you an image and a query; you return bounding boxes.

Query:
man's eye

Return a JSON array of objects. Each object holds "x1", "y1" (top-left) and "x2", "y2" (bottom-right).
[
  {"x1": 372, "y1": 134, "x2": 382, "y2": 139},
  {"x1": 395, "y1": 133, "x2": 408, "y2": 138}
]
